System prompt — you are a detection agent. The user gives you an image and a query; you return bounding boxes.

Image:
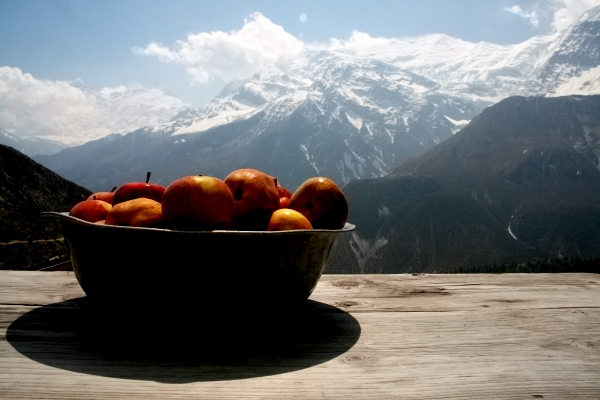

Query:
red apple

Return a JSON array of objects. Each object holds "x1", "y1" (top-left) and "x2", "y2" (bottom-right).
[
  {"x1": 112, "y1": 172, "x2": 165, "y2": 205},
  {"x1": 69, "y1": 199, "x2": 112, "y2": 223},
  {"x1": 88, "y1": 186, "x2": 117, "y2": 204},
  {"x1": 105, "y1": 198, "x2": 164, "y2": 227},
  {"x1": 161, "y1": 175, "x2": 235, "y2": 230},
  {"x1": 275, "y1": 178, "x2": 292, "y2": 209},
  {"x1": 224, "y1": 168, "x2": 280, "y2": 230},
  {"x1": 279, "y1": 196, "x2": 291, "y2": 209},
  {"x1": 268, "y1": 209, "x2": 313, "y2": 231},
  {"x1": 288, "y1": 177, "x2": 348, "y2": 229}
]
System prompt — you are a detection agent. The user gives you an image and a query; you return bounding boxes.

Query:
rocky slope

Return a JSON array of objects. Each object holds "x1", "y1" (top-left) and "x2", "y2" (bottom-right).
[{"x1": 0, "y1": 145, "x2": 91, "y2": 269}]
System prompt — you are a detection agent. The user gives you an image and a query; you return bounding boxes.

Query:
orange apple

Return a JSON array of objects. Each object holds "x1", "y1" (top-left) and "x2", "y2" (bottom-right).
[
  {"x1": 69, "y1": 199, "x2": 112, "y2": 223},
  {"x1": 288, "y1": 177, "x2": 348, "y2": 229},
  {"x1": 268, "y1": 209, "x2": 313, "y2": 231},
  {"x1": 113, "y1": 172, "x2": 166, "y2": 205},
  {"x1": 161, "y1": 175, "x2": 235, "y2": 230},
  {"x1": 224, "y1": 168, "x2": 280, "y2": 230},
  {"x1": 105, "y1": 198, "x2": 164, "y2": 227},
  {"x1": 88, "y1": 186, "x2": 117, "y2": 204}
]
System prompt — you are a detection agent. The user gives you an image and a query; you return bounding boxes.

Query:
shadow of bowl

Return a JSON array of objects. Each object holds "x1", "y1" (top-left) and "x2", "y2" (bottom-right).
[{"x1": 6, "y1": 297, "x2": 361, "y2": 383}]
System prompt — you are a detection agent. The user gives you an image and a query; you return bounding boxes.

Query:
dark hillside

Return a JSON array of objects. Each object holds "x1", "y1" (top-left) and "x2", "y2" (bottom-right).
[
  {"x1": 328, "y1": 95, "x2": 600, "y2": 273},
  {"x1": 0, "y1": 145, "x2": 91, "y2": 269}
]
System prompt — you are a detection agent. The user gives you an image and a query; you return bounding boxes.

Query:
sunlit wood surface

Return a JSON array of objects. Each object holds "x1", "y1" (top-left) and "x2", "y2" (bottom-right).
[{"x1": 1, "y1": 271, "x2": 598, "y2": 400}]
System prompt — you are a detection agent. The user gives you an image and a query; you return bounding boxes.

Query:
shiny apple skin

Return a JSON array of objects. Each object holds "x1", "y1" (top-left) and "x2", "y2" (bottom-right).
[
  {"x1": 224, "y1": 168, "x2": 280, "y2": 230},
  {"x1": 276, "y1": 184, "x2": 292, "y2": 199},
  {"x1": 279, "y1": 196, "x2": 291, "y2": 209},
  {"x1": 276, "y1": 182, "x2": 293, "y2": 209},
  {"x1": 288, "y1": 177, "x2": 348, "y2": 229},
  {"x1": 112, "y1": 182, "x2": 166, "y2": 205},
  {"x1": 69, "y1": 199, "x2": 112, "y2": 223},
  {"x1": 88, "y1": 192, "x2": 116, "y2": 204},
  {"x1": 161, "y1": 175, "x2": 235, "y2": 230},
  {"x1": 268, "y1": 209, "x2": 313, "y2": 231},
  {"x1": 105, "y1": 198, "x2": 164, "y2": 227}
]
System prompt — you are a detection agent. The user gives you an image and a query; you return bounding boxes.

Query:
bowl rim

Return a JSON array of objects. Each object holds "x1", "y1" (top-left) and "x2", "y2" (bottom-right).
[{"x1": 41, "y1": 211, "x2": 356, "y2": 236}]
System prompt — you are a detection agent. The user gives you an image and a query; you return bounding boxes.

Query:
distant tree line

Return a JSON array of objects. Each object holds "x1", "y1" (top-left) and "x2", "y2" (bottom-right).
[{"x1": 448, "y1": 257, "x2": 599, "y2": 274}]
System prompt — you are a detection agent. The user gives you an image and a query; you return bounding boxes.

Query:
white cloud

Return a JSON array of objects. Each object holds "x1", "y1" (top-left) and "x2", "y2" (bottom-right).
[
  {"x1": 504, "y1": 5, "x2": 540, "y2": 28},
  {"x1": 99, "y1": 84, "x2": 142, "y2": 96},
  {"x1": 0, "y1": 66, "x2": 188, "y2": 147},
  {"x1": 551, "y1": 0, "x2": 600, "y2": 32},
  {"x1": 0, "y1": 66, "x2": 100, "y2": 139},
  {"x1": 134, "y1": 12, "x2": 306, "y2": 84},
  {"x1": 323, "y1": 30, "x2": 391, "y2": 51},
  {"x1": 503, "y1": 1, "x2": 599, "y2": 32}
]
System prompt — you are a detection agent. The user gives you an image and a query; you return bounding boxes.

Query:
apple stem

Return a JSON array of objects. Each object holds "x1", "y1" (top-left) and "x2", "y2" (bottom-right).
[
  {"x1": 274, "y1": 178, "x2": 278, "y2": 187},
  {"x1": 93, "y1": 195, "x2": 96, "y2": 200},
  {"x1": 111, "y1": 186, "x2": 117, "y2": 193},
  {"x1": 146, "y1": 172, "x2": 151, "y2": 183}
]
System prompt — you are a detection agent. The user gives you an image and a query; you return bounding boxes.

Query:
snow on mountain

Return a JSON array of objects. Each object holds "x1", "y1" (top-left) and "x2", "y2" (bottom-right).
[
  {"x1": 94, "y1": 86, "x2": 190, "y2": 139},
  {"x1": 552, "y1": 66, "x2": 600, "y2": 96},
  {"x1": 32, "y1": 50, "x2": 486, "y2": 191},
  {"x1": 0, "y1": 127, "x2": 65, "y2": 157},
  {"x1": 540, "y1": 5, "x2": 600, "y2": 96},
  {"x1": 331, "y1": 33, "x2": 561, "y2": 103}
]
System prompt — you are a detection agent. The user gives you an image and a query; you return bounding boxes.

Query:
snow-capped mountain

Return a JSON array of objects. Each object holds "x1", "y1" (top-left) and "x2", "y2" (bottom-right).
[
  {"x1": 85, "y1": 86, "x2": 191, "y2": 144},
  {"x1": 35, "y1": 6, "x2": 600, "y2": 192},
  {"x1": 35, "y1": 53, "x2": 482, "y2": 191},
  {"x1": 539, "y1": 5, "x2": 600, "y2": 96},
  {"x1": 332, "y1": 32, "x2": 561, "y2": 104},
  {"x1": 0, "y1": 127, "x2": 65, "y2": 158}
]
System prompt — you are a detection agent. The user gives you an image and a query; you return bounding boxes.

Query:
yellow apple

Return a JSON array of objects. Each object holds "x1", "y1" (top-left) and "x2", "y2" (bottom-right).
[
  {"x1": 268, "y1": 209, "x2": 313, "y2": 231},
  {"x1": 105, "y1": 198, "x2": 163, "y2": 227}
]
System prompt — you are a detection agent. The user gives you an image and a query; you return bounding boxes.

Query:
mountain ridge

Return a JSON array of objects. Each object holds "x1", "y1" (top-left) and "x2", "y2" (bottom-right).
[
  {"x1": 33, "y1": 6, "x2": 600, "y2": 192},
  {"x1": 326, "y1": 95, "x2": 600, "y2": 273}
]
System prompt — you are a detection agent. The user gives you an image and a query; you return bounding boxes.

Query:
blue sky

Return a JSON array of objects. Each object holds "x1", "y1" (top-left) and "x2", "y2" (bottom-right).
[{"x1": 0, "y1": 0, "x2": 598, "y2": 107}]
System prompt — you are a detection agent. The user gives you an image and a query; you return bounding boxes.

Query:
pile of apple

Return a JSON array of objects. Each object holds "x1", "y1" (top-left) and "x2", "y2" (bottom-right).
[{"x1": 68, "y1": 169, "x2": 348, "y2": 231}]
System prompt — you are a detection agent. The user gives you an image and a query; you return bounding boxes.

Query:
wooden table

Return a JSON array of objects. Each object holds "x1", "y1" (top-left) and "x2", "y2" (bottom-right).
[{"x1": 1, "y1": 271, "x2": 598, "y2": 399}]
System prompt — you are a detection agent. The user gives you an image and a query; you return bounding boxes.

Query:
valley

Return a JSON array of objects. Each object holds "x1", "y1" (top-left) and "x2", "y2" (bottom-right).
[{"x1": 1, "y1": 6, "x2": 599, "y2": 272}]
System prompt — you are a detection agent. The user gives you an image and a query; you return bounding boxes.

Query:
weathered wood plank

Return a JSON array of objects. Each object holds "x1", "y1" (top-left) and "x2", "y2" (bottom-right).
[
  {"x1": 1, "y1": 271, "x2": 598, "y2": 400},
  {"x1": 312, "y1": 273, "x2": 600, "y2": 312},
  {"x1": 2, "y1": 271, "x2": 599, "y2": 311},
  {"x1": 0, "y1": 271, "x2": 84, "y2": 306}
]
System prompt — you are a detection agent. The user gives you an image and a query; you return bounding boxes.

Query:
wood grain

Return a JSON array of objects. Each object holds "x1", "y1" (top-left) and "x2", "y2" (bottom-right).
[{"x1": 1, "y1": 271, "x2": 598, "y2": 400}]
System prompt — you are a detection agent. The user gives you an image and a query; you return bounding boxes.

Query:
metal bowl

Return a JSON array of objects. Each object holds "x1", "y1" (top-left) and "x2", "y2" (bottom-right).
[{"x1": 42, "y1": 212, "x2": 355, "y2": 308}]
